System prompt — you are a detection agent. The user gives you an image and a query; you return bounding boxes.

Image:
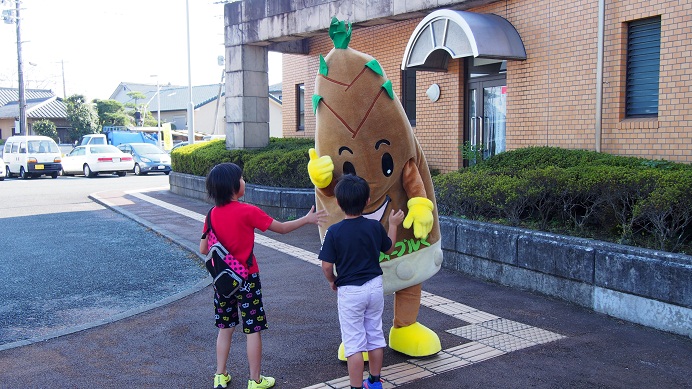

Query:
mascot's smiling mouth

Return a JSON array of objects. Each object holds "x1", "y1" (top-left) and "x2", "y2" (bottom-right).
[{"x1": 363, "y1": 195, "x2": 390, "y2": 223}]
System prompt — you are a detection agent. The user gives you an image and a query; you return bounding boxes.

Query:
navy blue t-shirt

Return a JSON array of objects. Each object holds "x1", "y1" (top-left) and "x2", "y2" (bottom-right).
[{"x1": 318, "y1": 216, "x2": 392, "y2": 287}]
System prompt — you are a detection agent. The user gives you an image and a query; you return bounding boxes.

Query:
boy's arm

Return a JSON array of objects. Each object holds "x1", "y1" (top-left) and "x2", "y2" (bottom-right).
[
  {"x1": 384, "y1": 209, "x2": 405, "y2": 255},
  {"x1": 321, "y1": 261, "x2": 337, "y2": 291}
]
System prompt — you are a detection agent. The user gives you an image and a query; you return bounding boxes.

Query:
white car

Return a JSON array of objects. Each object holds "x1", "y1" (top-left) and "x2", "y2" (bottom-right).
[
  {"x1": 61, "y1": 145, "x2": 134, "y2": 178},
  {"x1": 0, "y1": 157, "x2": 5, "y2": 181}
]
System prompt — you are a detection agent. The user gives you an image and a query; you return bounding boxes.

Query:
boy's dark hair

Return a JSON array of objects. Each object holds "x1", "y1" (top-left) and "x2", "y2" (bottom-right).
[
  {"x1": 334, "y1": 174, "x2": 370, "y2": 216},
  {"x1": 206, "y1": 162, "x2": 243, "y2": 206}
]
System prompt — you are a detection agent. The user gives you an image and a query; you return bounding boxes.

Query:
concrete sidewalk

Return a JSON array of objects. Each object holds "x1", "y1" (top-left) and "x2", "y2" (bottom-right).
[{"x1": 0, "y1": 187, "x2": 690, "y2": 389}]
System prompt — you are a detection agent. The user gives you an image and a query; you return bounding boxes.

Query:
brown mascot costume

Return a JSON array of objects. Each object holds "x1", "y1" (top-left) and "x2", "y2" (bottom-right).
[{"x1": 308, "y1": 17, "x2": 443, "y2": 358}]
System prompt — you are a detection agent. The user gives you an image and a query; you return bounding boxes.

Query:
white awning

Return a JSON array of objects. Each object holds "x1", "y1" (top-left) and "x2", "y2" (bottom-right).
[{"x1": 402, "y1": 10, "x2": 527, "y2": 71}]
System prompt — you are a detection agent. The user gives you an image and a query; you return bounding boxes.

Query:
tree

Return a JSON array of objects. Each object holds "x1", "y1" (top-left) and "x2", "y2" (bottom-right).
[
  {"x1": 32, "y1": 119, "x2": 58, "y2": 142},
  {"x1": 126, "y1": 91, "x2": 148, "y2": 126},
  {"x1": 65, "y1": 94, "x2": 99, "y2": 142},
  {"x1": 94, "y1": 99, "x2": 133, "y2": 127},
  {"x1": 126, "y1": 91, "x2": 147, "y2": 107}
]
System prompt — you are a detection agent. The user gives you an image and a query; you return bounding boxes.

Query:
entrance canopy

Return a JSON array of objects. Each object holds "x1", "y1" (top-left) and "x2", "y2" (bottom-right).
[{"x1": 402, "y1": 10, "x2": 526, "y2": 71}]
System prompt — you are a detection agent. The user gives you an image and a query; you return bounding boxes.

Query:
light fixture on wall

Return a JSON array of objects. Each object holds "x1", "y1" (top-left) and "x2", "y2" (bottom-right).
[{"x1": 426, "y1": 83, "x2": 440, "y2": 102}]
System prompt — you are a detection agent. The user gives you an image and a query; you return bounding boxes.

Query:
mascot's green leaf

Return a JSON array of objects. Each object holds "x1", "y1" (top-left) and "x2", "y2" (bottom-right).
[
  {"x1": 329, "y1": 16, "x2": 352, "y2": 49},
  {"x1": 365, "y1": 59, "x2": 383, "y2": 76},
  {"x1": 312, "y1": 94, "x2": 323, "y2": 114},
  {"x1": 319, "y1": 54, "x2": 328, "y2": 76},
  {"x1": 382, "y1": 79, "x2": 394, "y2": 100}
]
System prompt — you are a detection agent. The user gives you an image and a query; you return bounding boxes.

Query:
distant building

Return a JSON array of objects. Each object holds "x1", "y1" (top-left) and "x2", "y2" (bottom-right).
[
  {"x1": 109, "y1": 83, "x2": 225, "y2": 137},
  {"x1": 269, "y1": 83, "x2": 282, "y2": 138},
  {"x1": 0, "y1": 87, "x2": 70, "y2": 143},
  {"x1": 110, "y1": 82, "x2": 283, "y2": 139}
]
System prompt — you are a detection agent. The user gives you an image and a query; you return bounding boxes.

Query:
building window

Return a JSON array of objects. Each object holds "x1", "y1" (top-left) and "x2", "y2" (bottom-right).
[
  {"x1": 626, "y1": 17, "x2": 660, "y2": 118},
  {"x1": 401, "y1": 69, "x2": 416, "y2": 126},
  {"x1": 296, "y1": 84, "x2": 305, "y2": 131}
]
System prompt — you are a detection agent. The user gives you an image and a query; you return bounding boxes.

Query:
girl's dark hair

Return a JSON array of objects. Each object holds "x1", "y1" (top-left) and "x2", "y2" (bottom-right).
[
  {"x1": 334, "y1": 174, "x2": 370, "y2": 216},
  {"x1": 206, "y1": 163, "x2": 243, "y2": 206}
]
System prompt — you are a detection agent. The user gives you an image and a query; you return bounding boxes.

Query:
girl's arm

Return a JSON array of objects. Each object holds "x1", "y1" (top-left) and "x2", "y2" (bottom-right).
[
  {"x1": 200, "y1": 235, "x2": 209, "y2": 255},
  {"x1": 267, "y1": 205, "x2": 327, "y2": 234}
]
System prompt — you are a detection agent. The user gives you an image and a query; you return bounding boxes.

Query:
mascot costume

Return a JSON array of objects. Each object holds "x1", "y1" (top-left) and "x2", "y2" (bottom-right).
[{"x1": 308, "y1": 17, "x2": 444, "y2": 358}]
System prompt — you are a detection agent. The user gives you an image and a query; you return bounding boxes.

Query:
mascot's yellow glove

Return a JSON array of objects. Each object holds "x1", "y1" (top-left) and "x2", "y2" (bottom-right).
[
  {"x1": 308, "y1": 148, "x2": 334, "y2": 189},
  {"x1": 403, "y1": 197, "x2": 434, "y2": 239}
]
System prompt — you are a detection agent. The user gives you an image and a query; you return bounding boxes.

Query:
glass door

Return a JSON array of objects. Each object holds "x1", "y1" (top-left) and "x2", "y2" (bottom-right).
[
  {"x1": 465, "y1": 58, "x2": 507, "y2": 165},
  {"x1": 467, "y1": 78, "x2": 506, "y2": 162}
]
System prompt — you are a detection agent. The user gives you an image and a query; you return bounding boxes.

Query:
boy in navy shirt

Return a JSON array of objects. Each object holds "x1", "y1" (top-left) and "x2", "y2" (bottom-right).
[{"x1": 319, "y1": 174, "x2": 404, "y2": 389}]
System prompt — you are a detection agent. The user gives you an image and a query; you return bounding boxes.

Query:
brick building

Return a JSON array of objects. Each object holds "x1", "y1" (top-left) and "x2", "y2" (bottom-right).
[{"x1": 223, "y1": 0, "x2": 691, "y2": 173}]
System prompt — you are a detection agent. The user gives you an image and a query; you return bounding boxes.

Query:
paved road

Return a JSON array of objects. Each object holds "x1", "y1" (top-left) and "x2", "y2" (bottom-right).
[
  {"x1": 0, "y1": 174, "x2": 207, "y2": 347},
  {"x1": 0, "y1": 185, "x2": 690, "y2": 389}
]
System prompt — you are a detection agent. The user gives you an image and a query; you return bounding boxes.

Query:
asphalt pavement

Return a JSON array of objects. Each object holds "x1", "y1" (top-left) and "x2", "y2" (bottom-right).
[{"x1": 0, "y1": 187, "x2": 690, "y2": 389}]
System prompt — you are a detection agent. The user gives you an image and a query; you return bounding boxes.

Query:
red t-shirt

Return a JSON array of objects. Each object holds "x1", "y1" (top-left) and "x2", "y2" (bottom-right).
[{"x1": 203, "y1": 202, "x2": 273, "y2": 275}]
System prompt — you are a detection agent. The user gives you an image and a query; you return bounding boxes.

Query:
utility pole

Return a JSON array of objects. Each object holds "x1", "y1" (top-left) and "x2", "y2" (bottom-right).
[
  {"x1": 185, "y1": 0, "x2": 195, "y2": 143},
  {"x1": 61, "y1": 59, "x2": 66, "y2": 98},
  {"x1": 12, "y1": 0, "x2": 27, "y2": 135}
]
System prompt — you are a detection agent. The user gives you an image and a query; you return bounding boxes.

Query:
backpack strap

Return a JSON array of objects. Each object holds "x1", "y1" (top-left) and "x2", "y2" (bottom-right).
[{"x1": 201, "y1": 207, "x2": 214, "y2": 239}]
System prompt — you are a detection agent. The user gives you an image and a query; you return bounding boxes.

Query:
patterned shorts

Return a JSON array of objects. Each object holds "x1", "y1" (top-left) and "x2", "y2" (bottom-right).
[{"x1": 213, "y1": 272, "x2": 268, "y2": 334}]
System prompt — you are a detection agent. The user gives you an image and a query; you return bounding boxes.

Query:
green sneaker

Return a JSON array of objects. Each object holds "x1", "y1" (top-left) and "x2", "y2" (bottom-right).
[
  {"x1": 247, "y1": 375, "x2": 275, "y2": 389},
  {"x1": 214, "y1": 373, "x2": 231, "y2": 389}
]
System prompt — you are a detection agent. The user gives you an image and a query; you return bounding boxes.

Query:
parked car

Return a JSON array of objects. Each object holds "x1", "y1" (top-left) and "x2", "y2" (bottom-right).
[
  {"x1": 170, "y1": 141, "x2": 189, "y2": 153},
  {"x1": 3, "y1": 135, "x2": 62, "y2": 179},
  {"x1": 202, "y1": 134, "x2": 226, "y2": 141},
  {"x1": 117, "y1": 143, "x2": 171, "y2": 175},
  {"x1": 0, "y1": 157, "x2": 5, "y2": 181},
  {"x1": 61, "y1": 145, "x2": 134, "y2": 178}
]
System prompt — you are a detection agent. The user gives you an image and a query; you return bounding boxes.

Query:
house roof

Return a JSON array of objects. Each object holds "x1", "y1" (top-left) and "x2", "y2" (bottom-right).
[
  {"x1": 109, "y1": 82, "x2": 225, "y2": 112},
  {"x1": 269, "y1": 82, "x2": 282, "y2": 103},
  {"x1": 0, "y1": 87, "x2": 67, "y2": 119}
]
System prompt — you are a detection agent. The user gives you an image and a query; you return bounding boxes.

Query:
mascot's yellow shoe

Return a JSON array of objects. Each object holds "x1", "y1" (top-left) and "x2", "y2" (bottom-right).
[
  {"x1": 389, "y1": 322, "x2": 441, "y2": 357},
  {"x1": 337, "y1": 342, "x2": 369, "y2": 362}
]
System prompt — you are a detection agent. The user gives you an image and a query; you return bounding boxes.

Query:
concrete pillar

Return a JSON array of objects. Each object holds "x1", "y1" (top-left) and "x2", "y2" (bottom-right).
[{"x1": 224, "y1": 44, "x2": 270, "y2": 149}]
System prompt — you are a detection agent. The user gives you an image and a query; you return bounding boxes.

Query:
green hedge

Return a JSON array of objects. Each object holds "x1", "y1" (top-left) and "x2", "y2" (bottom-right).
[
  {"x1": 173, "y1": 141, "x2": 692, "y2": 253},
  {"x1": 171, "y1": 137, "x2": 314, "y2": 188},
  {"x1": 433, "y1": 147, "x2": 692, "y2": 253}
]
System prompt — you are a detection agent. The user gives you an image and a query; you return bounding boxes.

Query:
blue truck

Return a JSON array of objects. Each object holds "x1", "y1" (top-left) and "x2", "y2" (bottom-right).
[{"x1": 79, "y1": 126, "x2": 160, "y2": 147}]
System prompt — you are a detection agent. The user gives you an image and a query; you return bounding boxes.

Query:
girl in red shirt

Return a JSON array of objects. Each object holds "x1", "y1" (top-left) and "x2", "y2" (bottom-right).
[{"x1": 200, "y1": 162, "x2": 326, "y2": 389}]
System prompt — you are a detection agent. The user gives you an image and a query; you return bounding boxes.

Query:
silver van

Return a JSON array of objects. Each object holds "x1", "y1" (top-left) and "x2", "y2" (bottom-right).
[{"x1": 3, "y1": 136, "x2": 63, "y2": 179}]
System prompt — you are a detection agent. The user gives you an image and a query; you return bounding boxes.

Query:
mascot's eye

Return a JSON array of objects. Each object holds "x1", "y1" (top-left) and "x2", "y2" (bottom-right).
[
  {"x1": 343, "y1": 161, "x2": 356, "y2": 175},
  {"x1": 381, "y1": 153, "x2": 393, "y2": 177}
]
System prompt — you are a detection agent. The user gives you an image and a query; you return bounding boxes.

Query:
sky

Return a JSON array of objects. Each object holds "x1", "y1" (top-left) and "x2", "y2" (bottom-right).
[{"x1": 0, "y1": 0, "x2": 282, "y2": 101}]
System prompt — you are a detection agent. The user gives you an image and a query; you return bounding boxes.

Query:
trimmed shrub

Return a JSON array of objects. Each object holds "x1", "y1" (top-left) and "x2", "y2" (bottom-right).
[
  {"x1": 171, "y1": 139, "x2": 237, "y2": 176},
  {"x1": 170, "y1": 137, "x2": 314, "y2": 187},
  {"x1": 633, "y1": 170, "x2": 692, "y2": 251},
  {"x1": 435, "y1": 147, "x2": 692, "y2": 253},
  {"x1": 243, "y1": 148, "x2": 312, "y2": 188},
  {"x1": 520, "y1": 166, "x2": 566, "y2": 229},
  {"x1": 433, "y1": 170, "x2": 495, "y2": 219},
  {"x1": 173, "y1": 141, "x2": 692, "y2": 254}
]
